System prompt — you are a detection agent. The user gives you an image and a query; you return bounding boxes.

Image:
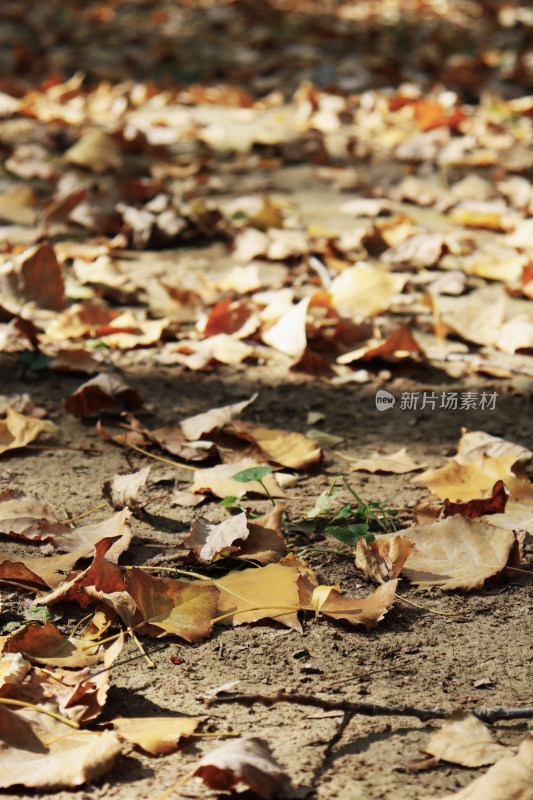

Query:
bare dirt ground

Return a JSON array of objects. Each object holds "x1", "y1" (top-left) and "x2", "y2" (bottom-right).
[{"x1": 1, "y1": 1, "x2": 533, "y2": 797}]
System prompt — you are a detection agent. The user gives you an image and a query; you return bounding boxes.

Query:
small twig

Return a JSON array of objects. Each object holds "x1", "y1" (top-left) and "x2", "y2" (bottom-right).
[
  {"x1": 395, "y1": 594, "x2": 468, "y2": 618},
  {"x1": 60, "y1": 503, "x2": 107, "y2": 524},
  {"x1": 122, "y1": 442, "x2": 197, "y2": 471},
  {"x1": 0, "y1": 697, "x2": 80, "y2": 729},
  {"x1": 129, "y1": 629, "x2": 155, "y2": 668},
  {"x1": 209, "y1": 692, "x2": 533, "y2": 750}
]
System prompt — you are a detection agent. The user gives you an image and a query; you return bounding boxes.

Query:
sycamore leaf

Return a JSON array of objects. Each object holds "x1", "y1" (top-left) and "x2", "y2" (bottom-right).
[
  {"x1": 51, "y1": 508, "x2": 132, "y2": 560},
  {"x1": 192, "y1": 736, "x2": 298, "y2": 799},
  {"x1": 415, "y1": 456, "x2": 529, "y2": 503},
  {"x1": 0, "y1": 549, "x2": 87, "y2": 591},
  {"x1": 424, "y1": 712, "x2": 508, "y2": 767},
  {"x1": 180, "y1": 394, "x2": 257, "y2": 441},
  {"x1": 184, "y1": 512, "x2": 250, "y2": 562},
  {"x1": 214, "y1": 562, "x2": 303, "y2": 632},
  {"x1": 343, "y1": 447, "x2": 424, "y2": 474},
  {"x1": 3, "y1": 622, "x2": 104, "y2": 668},
  {"x1": 310, "y1": 585, "x2": 339, "y2": 619},
  {"x1": 0, "y1": 706, "x2": 121, "y2": 789},
  {"x1": 0, "y1": 490, "x2": 68, "y2": 543},
  {"x1": 424, "y1": 735, "x2": 533, "y2": 800},
  {"x1": 443, "y1": 480, "x2": 509, "y2": 519},
  {"x1": 0, "y1": 408, "x2": 54, "y2": 456},
  {"x1": 231, "y1": 422, "x2": 322, "y2": 470},
  {"x1": 102, "y1": 467, "x2": 151, "y2": 510},
  {"x1": 391, "y1": 516, "x2": 516, "y2": 590},
  {"x1": 65, "y1": 373, "x2": 144, "y2": 418},
  {"x1": 110, "y1": 715, "x2": 205, "y2": 755},
  {"x1": 298, "y1": 575, "x2": 397, "y2": 629},
  {"x1": 191, "y1": 460, "x2": 285, "y2": 500},
  {"x1": 125, "y1": 568, "x2": 219, "y2": 642},
  {"x1": 355, "y1": 535, "x2": 415, "y2": 584}
]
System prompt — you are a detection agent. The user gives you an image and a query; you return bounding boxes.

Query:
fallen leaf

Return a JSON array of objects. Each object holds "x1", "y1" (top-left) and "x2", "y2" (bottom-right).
[
  {"x1": 51, "y1": 508, "x2": 132, "y2": 560},
  {"x1": 3, "y1": 621, "x2": 104, "y2": 668},
  {"x1": 191, "y1": 460, "x2": 285, "y2": 500},
  {"x1": 425, "y1": 734, "x2": 533, "y2": 800},
  {"x1": 125, "y1": 568, "x2": 219, "y2": 642},
  {"x1": 65, "y1": 373, "x2": 144, "y2": 418},
  {"x1": 261, "y1": 296, "x2": 310, "y2": 358},
  {"x1": 424, "y1": 711, "x2": 509, "y2": 767},
  {"x1": 102, "y1": 467, "x2": 151, "y2": 510},
  {"x1": 231, "y1": 421, "x2": 323, "y2": 470},
  {"x1": 0, "y1": 549, "x2": 87, "y2": 591},
  {"x1": 184, "y1": 512, "x2": 250, "y2": 562},
  {"x1": 214, "y1": 561, "x2": 303, "y2": 631},
  {"x1": 0, "y1": 243, "x2": 65, "y2": 314},
  {"x1": 49, "y1": 349, "x2": 102, "y2": 375},
  {"x1": 355, "y1": 535, "x2": 415, "y2": 583},
  {"x1": 0, "y1": 490, "x2": 68, "y2": 543},
  {"x1": 455, "y1": 429, "x2": 533, "y2": 466},
  {"x1": 65, "y1": 130, "x2": 122, "y2": 172},
  {"x1": 192, "y1": 736, "x2": 298, "y2": 799},
  {"x1": 391, "y1": 516, "x2": 516, "y2": 590},
  {"x1": 297, "y1": 575, "x2": 398, "y2": 629},
  {"x1": 0, "y1": 408, "x2": 55, "y2": 455},
  {"x1": 0, "y1": 184, "x2": 38, "y2": 225},
  {"x1": 110, "y1": 715, "x2": 205, "y2": 754},
  {"x1": 416, "y1": 456, "x2": 526, "y2": 502},
  {"x1": 338, "y1": 326, "x2": 426, "y2": 364},
  {"x1": 0, "y1": 705, "x2": 121, "y2": 789},
  {"x1": 443, "y1": 480, "x2": 509, "y2": 519},
  {"x1": 343, "y1": 447, "x2": 424, "y2": 474},
  {"x1": 180, "y1": 394, "x2": 257, "y2": 441},
  {"x1": 329, "y1": 264, "x2": 406, "y2": 318}
]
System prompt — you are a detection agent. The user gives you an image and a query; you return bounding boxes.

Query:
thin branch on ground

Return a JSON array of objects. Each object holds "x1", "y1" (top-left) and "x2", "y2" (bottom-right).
[{"x1": 209, "y1": 692, "x2": 533, "y2": 751}]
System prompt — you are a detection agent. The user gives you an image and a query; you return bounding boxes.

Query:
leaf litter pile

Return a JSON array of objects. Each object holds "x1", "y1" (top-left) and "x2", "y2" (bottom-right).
[{"x1": 0, "y1": 1, "x2": 532, "y2": 798}]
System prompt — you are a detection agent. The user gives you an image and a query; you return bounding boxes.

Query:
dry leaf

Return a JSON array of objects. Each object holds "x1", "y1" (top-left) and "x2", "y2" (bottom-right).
[
  {"x1": 214, "y1": 561, "x2": 303, "y2": 631},
  {"x1": 184, "y1": 512, "x2": 250, "y2": 562},
  {"x1": 125, "y1": 568, "x2": 219, "y2": 642},
  {"x1": 49, "y1": 349, "x2": 102, "y2": 375},
  {"x1": 443, "y1": 480, "x2": 509, "y2": 519},
  {"x1": 0, "y1": 549, "x2": 87, "y2": 591},
  {"x1": 0, "y1": 184, "x2": 38, "y2": 225},
  {"x1": 329, "y1": 264, "x2": 406, "y2": 317},
  {"x1": 110, "y1": 715, "x2": 205, "y2": 755},
  {"x1": 65, "y1": 373, "x2": 144, "y2": 418},
  {"x1": 425, "y1": 735, "x2": 533, "y2": 800},
  {"x1": 3, "y1": 622, "x2": 104, "y2": 668},
  {"x1": 231, "y1": 421, "x2": 322, "y2": 470},
  {"x1": 65, "y1": 130, "x2": 122, "y2": 172},
  {"x1": 0, "y1": 490, "x2": 68, "y2": 543},
  {"x1": 424, "y1": 711, "x2": 508, "y2": 767},
  {"x1": 338, "y1": 326, "x2": 425, "y2": 365},
  {"x1": 191, "y1": 460, "x2": 285, "y2": 500},
  {"x1": 455, "y1": 429, "x2": 533, "y2": 466},
  {"x1": 261, "y1": 296, "x2": 310, "y2": 358},
  {"x1": 355, "y1": 535, "x2": 415, "y2": 583},
  {"x1": 51, "y1": 508, "x2": 132, "y2": 560},
  {"x1": 102, "y1": 467, "x2": 151, "y2": 510},
  {"x1": 392, "y1": 516, "x2": 516, "y2": 590},
  {"x1": 0, "y1": 706, "x2": 121, "y2": 789},
  {"x1": 180, "y1": 394, "x2": 257, "y2": 441},
  {"x1": 298, "y1": 575, "x2": 398, "y2": 629},
  {"x1": 416, "y1": 456, "x2": 525, "y2": 502},
  {"x1": 0, "y1": 243, "x2": 65, "y2": 314},
  {"x1": 0, "y1": 408, "x2": 54, "y2": 455},
  {"x1": 343, "y1": 447, "x2": 424, "y2": 474},
  {"x1": 192, "y1": 736, "x2": 298, "y2": 799}
]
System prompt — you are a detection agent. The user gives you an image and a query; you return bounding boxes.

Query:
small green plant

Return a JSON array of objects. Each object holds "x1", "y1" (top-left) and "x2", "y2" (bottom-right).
[
  {"x1": 231, "y1": 465, "x2": 275, "y2": 506},
  {"x1": 300, "y1": 476, "x2": 397, "y2": 547},
  {"x1": 0, "y1": 606, "x2": 54, "y2": 635}
]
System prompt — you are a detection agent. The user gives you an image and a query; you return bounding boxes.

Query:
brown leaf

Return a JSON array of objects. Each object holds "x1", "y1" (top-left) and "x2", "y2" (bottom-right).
[
  {"x1": 0, "y1": 549, "x2": 87, "y2": 591},
  {"x1": 43, "y1": 300, "x2": 119, "y2": 342},
  {"x1": 192, "y1": 736, "x2": 299, "y2": 799},
  {"x1": 102, "y1": 467, "x2": 151, "y2": 510},
  {"x1": 392, "y1": 516, "x2": 516, "y2": 590},
  {"x1": 0, "y1": 243, "x2": 65, "y2": 314},
  {"x1": 355, "y1": 535, "x2": 415, "y2": 584},
  {"x1": 125, "y1": 568, "x2": 219, "y2": 642},
  {"x1": 443, "y1": 480, "x2": 509, "y2": 519},
  {"x1": 0, "y1": 408, "x2": 53, "y2": 456},
  {"x1": 184, "y1": 512, "x2": 250, "y2": 562},
  {"x1": 0, "y1": 184, "x2": 38, "y2": 225},
  {"x1": 0, "y1": 489, "x2": 68, "y2": 543},
  {"x1": 0, "y1": 706, "x2": 121, "y2": 789},
  {"x1": 416, "y1": 456, "x2": 528, "y2": 503},
  {"x1": 65, "y1": 373, "x2": 144, "y2": 418},
  {"x1": 49, "y1": 348, "x2": 102, "y2": 375},
  {"x1": 180, "y1": 394, "x2": 257, "y2": 441},
  {"x1": 110, "y1": 715, "x2": 205, "y2": 755},
  {"x1": 338, "y1": 326, "x2": 426, "y2": 365},
  {"x1": 425, "y1": 734, "x2": 533, "y2": 800},
  {"x1": 231, "y1": 421, "x2": 322, "y2": 470},
  {"x1": 3, "y1": 622, "x2": 104, "y2": 668},
  {"x1": 298, "y1": 575, "x2": 398, "y2": 629},
  {"x1": 424, "y1": 711, "x2": 509, "y2": 767},
  {"x1": 342, "y1": 447, "x2": 424, "y2": 474},
  {"x1": 65, "y1": 130, "x2": 123, "y2": 172},
  {"x1": 236, "y1": 503, "x2": 286, "y2": 564}
]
